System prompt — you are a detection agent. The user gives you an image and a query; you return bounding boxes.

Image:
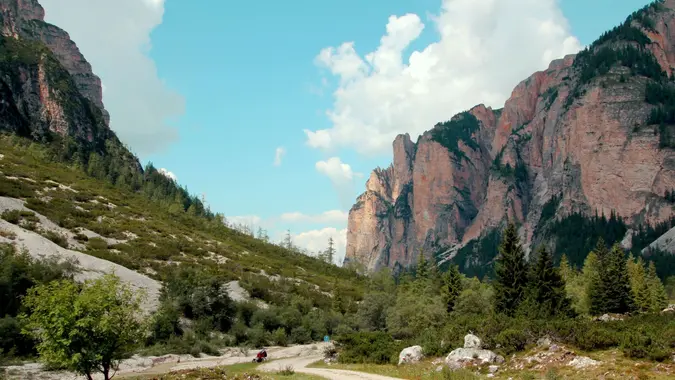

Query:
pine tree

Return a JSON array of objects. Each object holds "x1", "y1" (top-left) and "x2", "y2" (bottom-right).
[
  {"x1": 524, "y1": 246, "x2": 574, "y2": 317},
  {"x1": 442, "y1": 264, "x2": 463, "y2": 313},
  {"x1": 646, "y1": 261, "x2": 668, "y2": 312},
  {"x1": 494, "y1": 222, "x2": 529, "y2": 316}
]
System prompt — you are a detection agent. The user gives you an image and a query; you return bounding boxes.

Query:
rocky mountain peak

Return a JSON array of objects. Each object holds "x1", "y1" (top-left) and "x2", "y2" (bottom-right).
[{"x1": 346, "y1": 1, "x2": 675, "y2": 274}]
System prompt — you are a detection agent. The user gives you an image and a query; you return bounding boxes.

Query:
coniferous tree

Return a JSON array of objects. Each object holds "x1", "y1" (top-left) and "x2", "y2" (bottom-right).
[
  {"x1": 494, "y1": 222, "x2": 529, "y2": 316},
  {"x1": 588, "y1": 238, "x2": 610, "y2": 315},
  {"x1": 523, "y1": 246, "x2": 574, "y2": 318},
  {"x1": 627, "y1": 254, "x2": 650, "y2": 312},
  {"x1": 559, "y1": 254, "x2": 573, "y2": 282},
  {"x1": 283, "y1": 230, "x2": 293, "y2": 250},
  {"x1": 591, "y1": 242, "x2": 634, "y2": 315},
  {"x1": 646, "y1": 261, "x2": 668, "y2": 312},
  {"x1": 442, "y1": 264, "x2": 463, "y2": 313},
  {"x1": 416, "y1": 249, "x2": 430, "y2": 280},
  {"x1": 325, "y1": 237, "x2": 336, "y2": 265}
]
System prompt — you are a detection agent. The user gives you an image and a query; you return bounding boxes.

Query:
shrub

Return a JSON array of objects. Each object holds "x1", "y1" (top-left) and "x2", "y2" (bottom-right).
[
  {"x1": 74, "y1": 233, "x2": 88, "y2": 242},
  {"x1": 290, "y1": 326, "x2": 312, "y2": 345},
  {"x1": 277, "y1": 366, "x2": 295, "y2": 376},
  {"x1": 272, "y1": 327, "x2": 288, "y2": 347},
  {"x1": 334, "y1": 332, "x2": 402, "y2": 364},
  {"x1": 573, "y1": 324, "x2": 620, "y2": 351},
  {"x1": 147, "y1": 302, "x2": 183, "y2": 344},
  {"x1": 87, "y1": 237, "x2": 108, "y2": 250},
  {"x1": 621, "y1": 329, "x2": 670, "y2": 361},
  {"x1": 40, "y1": 230, "x2": 68, "y2": 248},
  {"x1": 1, "y1": 210, "x2": 20, "y2": 224},
  {"x1": 247, "y1": 323, "x2": 269, "y2": 348},
  {"x1": 494, "y1": 328, "x2": 528, "y2": 354}
]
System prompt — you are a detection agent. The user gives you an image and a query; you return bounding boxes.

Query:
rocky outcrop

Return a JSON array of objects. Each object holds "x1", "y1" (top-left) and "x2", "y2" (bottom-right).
[
  {"x1": 444, "y1": 334, "x2": 504, "y2": 370},
  {"x1": 0, "y1": 0, "x2": 109, "y2": 125},
  {"x1": 346, "y1": 1, "x2": 675, "y2": 272},
  {"x1": 398, "y1": 345, "x2": 423, "y2": 365}
]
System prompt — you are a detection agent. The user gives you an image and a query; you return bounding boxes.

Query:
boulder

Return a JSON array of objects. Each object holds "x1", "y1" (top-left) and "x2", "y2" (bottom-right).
[
  {"x1": 536, "y1": 336, "x2": 553, "y2": 348},
  {"x1": 464, "y1": 333, "x2": 482, "y2": 349},
  {"x1": 398, "y1": 345, "x2": 424, "y2": 365},
  {"x1": 568, "y1": 356, "x2": 600, "y2": 369},
  {"x1": 445, "y1": 348, "x2": 504, "y2": 370}
]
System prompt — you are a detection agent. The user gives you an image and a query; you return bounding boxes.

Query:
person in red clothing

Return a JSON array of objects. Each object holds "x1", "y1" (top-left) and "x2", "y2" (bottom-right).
[{"x1": 253, "y1": 348, "x2": 268, "y2": 362}]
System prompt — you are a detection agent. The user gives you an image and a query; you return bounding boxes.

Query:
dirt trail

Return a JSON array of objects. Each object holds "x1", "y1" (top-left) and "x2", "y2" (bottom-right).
[{"x1": 259, "y1": 356, "x2": 403, "y2": 380}]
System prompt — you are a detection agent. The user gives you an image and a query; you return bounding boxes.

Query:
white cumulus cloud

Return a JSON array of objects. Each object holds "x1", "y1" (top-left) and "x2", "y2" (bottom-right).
[
  {"x1": 306, "y1": 0, "x2": 582, "y2": 156},
  {"x1": 315, "y1": 157, "x2": 362, "y2": 207},
  {"x1": 157, "y1": 168, "x2": 176, "y2": 182},
  {"x1": 40, "y1": 0, "x2": 184, "y2": 156},
  {"x1": 280, "y1": 210, "x2": 348, "y2": 224},
  {"x1": 293, "y1": 227, "x2": 347, "y2": 265},
  {"x1": 273, "y1": 147, "x2": 286, "y2": 166},
  {"x1": 315, "y1": 157, "x2": 360, "y2": 185}
]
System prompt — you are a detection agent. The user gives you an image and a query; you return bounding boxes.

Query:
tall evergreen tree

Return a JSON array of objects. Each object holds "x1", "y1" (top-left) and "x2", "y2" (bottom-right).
[
  {"x1": 588, "y1": 238, "x2": 610, "y2": 315},
  {"x1": 646, "y1": 261, "x2": 668, "y2": 312},
  {"x1": 494, "y1": 222, "x2": 529, "y2": 316},
  {"x1": 523, "y1": 246, "x2": 574, "y2": 317},
  {"x1": 591, "y1": 242, "x2": 634, "y2": 315},
  {"x1": 416, "y1": 249, "x2": 430, "y2": 280},
  {"x1": 442, "y1": 264, "x2": 463, "y2": 313},
  {"x1": 325, "y1": 237, "x2": 336, "y2": 265},
  {"x1": 559, "y1": 254, "x2": 573, "y2": 282},
  {"x1": 283, "y1": 229, "x2": 293, "y2": 250},
  {"x1": 582, "y1": 250, "x2": 601, "y2": 314},
  {"x1": 627, "y1": 254, "x2": 650, "y2": 312}
]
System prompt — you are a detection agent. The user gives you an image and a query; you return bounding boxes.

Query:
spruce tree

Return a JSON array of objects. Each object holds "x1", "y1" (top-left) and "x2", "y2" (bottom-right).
[
  {"x1": 595, "y1": 243, "x2": 634, "y2": 314},
  {"x1": 327, "y1": 237, "x2": 336, "y2": 264},
  {"x1": 587, "y1": 238, "x2": 611, "y2": 315},
  {"x1": 442, "y1": 264, "x2": 463, "y2": 313},
  {"x1": 525, "y1": 246, "x2": 574, "y2": 318},
  {"x1": 416, "y1": 249, "x2": 430, "y2": 280},
  {"x1": 494, "y1": 222, "x2": 529, "y2": 316}
]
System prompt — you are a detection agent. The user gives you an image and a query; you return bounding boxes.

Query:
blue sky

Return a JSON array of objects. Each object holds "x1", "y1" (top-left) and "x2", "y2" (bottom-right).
[{"x1": 43, "y1": 0, "x2": 653, "y2": 263}]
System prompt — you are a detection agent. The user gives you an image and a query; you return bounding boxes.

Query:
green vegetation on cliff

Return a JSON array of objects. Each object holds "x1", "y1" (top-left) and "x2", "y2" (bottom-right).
[{"x1": 430, "y1": 112, "x2": 480, "y2": 165}]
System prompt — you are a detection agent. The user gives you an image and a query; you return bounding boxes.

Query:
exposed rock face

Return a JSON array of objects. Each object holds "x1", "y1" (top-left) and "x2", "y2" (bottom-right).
[
  {"x1": 0, "y1": 0, "x2": 140, "y2": 174},
  {"x1": 346, "y1": 1, "x2": 675, "y2": 272},
  {"x1": 0, "y1": 0, "x2": 109, "y2": 125},
  {"x1": 398, "y1": 345, "x2": 423, "y2": 365}
]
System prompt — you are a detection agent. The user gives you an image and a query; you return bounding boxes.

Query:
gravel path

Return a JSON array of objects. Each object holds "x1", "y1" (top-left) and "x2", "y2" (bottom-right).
[{"x1": 259, "y1": 356, "x2": 403, "y2": 380}]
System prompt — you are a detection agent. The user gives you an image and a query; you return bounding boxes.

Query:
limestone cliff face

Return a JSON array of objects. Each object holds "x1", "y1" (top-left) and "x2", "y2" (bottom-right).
[
  {"x1": 0, "y1": 0, "x2": 109, "y2": 125},
  {"x1": 346, "y1": 1, "x2": 675, "y2": 272},
  {"x1": 0, "y1": 0, "x2": 140, "y2": 173}
]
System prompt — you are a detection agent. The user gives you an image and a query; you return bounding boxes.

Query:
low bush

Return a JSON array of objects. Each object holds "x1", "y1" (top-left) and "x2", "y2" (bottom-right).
[
  {"x1": 1, "y1": 210, "x2": 20, "y2": 224},
  {"x1": 334, "y1": 332, "x2": 403, "y2": 364},
  {"x1": 494, "y1": 328, "x2": 528, "y2": 354},
  {"x1": 40, "y1": 230, "x2": 68, "y2": 248}
]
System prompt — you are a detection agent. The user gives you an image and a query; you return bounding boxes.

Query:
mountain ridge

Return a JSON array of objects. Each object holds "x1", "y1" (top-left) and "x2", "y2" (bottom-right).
[{"x1": 345, "y1": 0, "x2": 675, "y2": 274}]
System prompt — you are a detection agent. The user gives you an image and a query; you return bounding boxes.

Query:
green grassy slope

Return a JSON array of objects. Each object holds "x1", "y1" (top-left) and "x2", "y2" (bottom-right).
[{"x1": 0, "y1": 135, "x2": 365, "y2": 309}]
